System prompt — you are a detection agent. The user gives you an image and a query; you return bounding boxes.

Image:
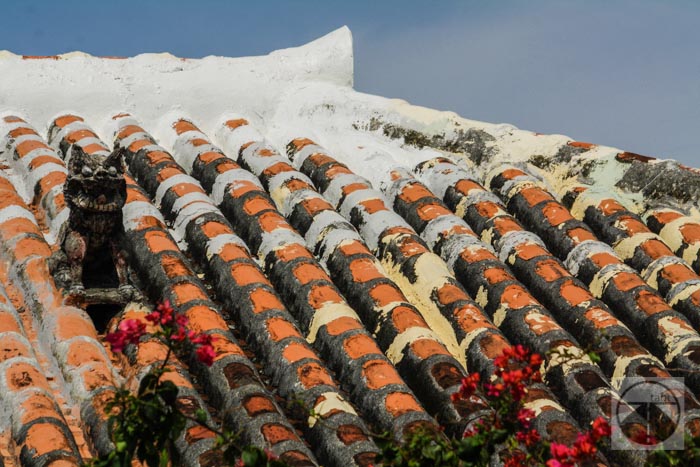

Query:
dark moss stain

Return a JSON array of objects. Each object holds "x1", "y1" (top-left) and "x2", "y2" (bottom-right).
[
  {"x1": 617, "y1": 160, "x2": 700, "y2": 204},
  {"x1": 579, "y1": 160, "x2": 598, "y2": 179},
  {"x1": 529, "y1": 144, "x2": 591, "y2": 171},
  {"x1": 553, "y1": 144, "x2": 589, "y2": 163},
  {"x1": 529, "y1": 154, "x2": 551, "y2": 170},
  {"x1": 354, "y1": 117, "x2": 496, "y2": 166}
]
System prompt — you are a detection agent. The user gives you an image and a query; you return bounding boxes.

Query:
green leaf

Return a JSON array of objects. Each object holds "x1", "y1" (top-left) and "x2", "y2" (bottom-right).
[
  {"x1": 195, "y1": 408, "x2": 208, "y2": 423},
  {"x1": 159, "y1": 448, "x2": 169, "y2": 467},
  {"x1": 242, "y1": 447, "x2": 263, "y2": 466},
  {"x1": 138, "y1": 373, "x2": 159, "y2": 395}
]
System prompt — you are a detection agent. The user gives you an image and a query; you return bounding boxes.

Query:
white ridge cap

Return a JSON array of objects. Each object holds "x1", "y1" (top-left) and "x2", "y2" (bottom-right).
[{"x1": 0, "y1": 27, "x2": 354, "y2": 145}]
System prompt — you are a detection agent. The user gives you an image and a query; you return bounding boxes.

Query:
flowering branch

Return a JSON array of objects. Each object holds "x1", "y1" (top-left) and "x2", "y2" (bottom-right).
[
  {"x1": 105, "y1": 300, "x2": 216, "y2": 366},
  {"x1": 91, "y1": 300, "x2": 284, "y2": 467},
  {"x1": 378, "y1": 345, "x2": 611, "y2": 467}
]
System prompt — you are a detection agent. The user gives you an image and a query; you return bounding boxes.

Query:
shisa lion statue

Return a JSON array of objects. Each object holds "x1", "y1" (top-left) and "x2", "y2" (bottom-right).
[{"x1": 50, "y1": 145, "x2": 136, "y2": 303}]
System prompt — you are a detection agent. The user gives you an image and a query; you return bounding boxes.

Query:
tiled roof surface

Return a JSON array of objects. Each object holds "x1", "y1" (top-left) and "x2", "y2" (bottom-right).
[{"x1": 1, "y1": 43, "x2": 700, "y2": 467}]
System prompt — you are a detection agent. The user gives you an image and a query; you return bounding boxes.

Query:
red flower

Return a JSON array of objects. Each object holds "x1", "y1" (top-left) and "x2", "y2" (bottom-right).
[
  {"x1": 462, "y1": 423, "x2": 482, "y2": 438},
  {"x1": 105, "y1": 319, "x2": 146, "y2": 353},
  {"x1": 502, "y1": 344, "x2": 529, "y2": 362},
  {"x1": 510, "y1": 382, "x2": 527, "y2": 401},
  {"x1": 121, "y1": 319, "x2": 146, "y2": 338},
  {"x1": 549, "y1": 442, "x2": 573, "y2": 460},
  {"x1": 155, "y1": 300, "x2": 174, "y2": 325},
  {"x1": 105, "y1": 331, "x2": 128, "y2": 353},
  {"x1": 503, "y1": 450, "x2": 527, "y2": 467},
  {"x1": 591, "y1": 417, "x2": 611, "y2": 441},
  {"x1": 545, "y1": 460, "x2": 565, "y2": 467},
  {"x1": 490, "y1": 345, "x2": 543, "y2": 403},
  {"x1": 196, "y1": 344, "x2": 216, "y2": 366},
  {"x1": 515, "y1": 428, "x2": 541, "y2": 447},
  {"x1": 530, "y1": 352, "x2": 543, "y2": 367},
  {"x1": 175, "y1": 313, "x2": 189, "y2": 327},
  {"x1": 453, "y1": 373, "x2": 480, "y2": 401},
  {"x1": 191, "y1": 332, "x2": 213, "y2": 346},
  {"x1": 145, "y1": 311, "x2": 160, "y2": 324},
  {"x1": 170, "y1": 325, "x2": 188, "y2": 342},
  {"x1": 485, "y1": 382, "x2": 505, "y2": 397},
  {"x1": 572, "y1": 432, "x2": 597, "y2": 458},
  {"x1": 502, "y1": 369, "x2": 524, "y2": 384},
  {"x1": 494, "y1": 354, "x2": 510, "y2": 369},
  {"x1": 517, "y1": 408, "x2": 535, "y2": 428}
]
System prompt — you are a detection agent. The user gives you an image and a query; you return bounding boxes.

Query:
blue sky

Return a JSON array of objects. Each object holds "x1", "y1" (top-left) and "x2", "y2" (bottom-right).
[{"x1": 2, "y1": 0, "x2": 699, "y2": 166}]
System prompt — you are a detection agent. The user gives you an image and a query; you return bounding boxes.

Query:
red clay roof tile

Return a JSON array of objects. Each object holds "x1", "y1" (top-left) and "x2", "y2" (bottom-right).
[{"x1": 2, "y1": 50, "x2": 699, "y2": 465}]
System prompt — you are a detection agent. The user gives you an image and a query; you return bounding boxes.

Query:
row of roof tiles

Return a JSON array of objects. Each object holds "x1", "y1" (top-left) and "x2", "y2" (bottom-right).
[{"x1": 0, "y1": 112, "x2": 698, "y2": 466}]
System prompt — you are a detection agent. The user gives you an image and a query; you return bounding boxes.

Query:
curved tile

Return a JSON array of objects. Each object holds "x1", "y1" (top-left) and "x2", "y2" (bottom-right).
[
  {"x1": 48, "y1": 115, "x2": 317, "y2": 465},
  {"x1": 179, "y1": 122, "x2": 482, "y2": 434},
  {"x1": 414, "y1": 157, "x2": 700, "y2": 439},
  {"x1": 645, "y1": 207, "x2": 700, "y2": 274},
  {"x1": 0, "y1": 167, "x2": 122, "y2": 457},
  {"x1": 109, "y1": 304, "x2": 220, "y2": 467},
  {"x1": 562, "y1": 187, "x2": 700, "y2": 330},
  {"x1": 0, "y1": 283, "x2": 82, "y2": 467},
  {"x1": 120, "y1": 173, "x2": 317, "y2": 466},
  {"x1": 113, "y1": 115, "x2": 378, "y2": 467},
  {"x1": 203, "y1": 119, "x2": 439, "y2": 440},
  {"x1": 485, "y1": 164, "x2": 700, "y2": 394},
  {"x1": 279, "y1": 139, "x2": 617, "y2": 452},
  {"x1": 380, "y1": 168, "x2": 654, "y2": 461}
]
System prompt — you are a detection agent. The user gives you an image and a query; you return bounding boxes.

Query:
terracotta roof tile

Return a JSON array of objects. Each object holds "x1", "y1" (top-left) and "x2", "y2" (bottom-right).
[
  {"x1": 485, "y1": 164, "x2": 700, "y2": 396},
  {"x1": 179, "y1": 118, "x2": 437, "y2": 440},
  {"x1": 415, "y1": 157, "x2": 700, "y2": 437},
  {"x1": 108, "y1": 304, "x2": 221, "y2": 465},
  {"x1": 282, "y1": 141, "x2": 604, "y2": 449},
  {"x1": 112, "y1": 116, "x2": 379, "y2": 466},
  {"x1": 203, "y1": 125, "x2": 484, "y2": 432},
  {"x1": 645, "y1": 206, "x2": 700, "y2": 274},
  {"x1": 2, "y1": 45, "x2": 700, "y2": 466},
  {"x1": 563, "y1": 187, "x2": 700, "y2": 330},
  {"x1": 0, "y1": 168, "x2": 119, "y2": 459},
  {"x1": 381, "y1": 168, "x2": 636, "y2": 434}
]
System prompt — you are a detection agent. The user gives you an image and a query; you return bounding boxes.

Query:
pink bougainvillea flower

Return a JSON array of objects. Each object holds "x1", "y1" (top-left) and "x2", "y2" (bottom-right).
[
  {"x1": 154, "y1": 300, "x2": 174, "y2": 325},
  {"x1": 196, "y1": 344, "x2": 216, "y2": 366},
  {"x1": 191, "y1": 333, "x2": 213, "y2": 346},
  {"x1": 549, "y1": 442, "x2": 573, "y2": 460},
  {"x1": 105, "y1": 331, "x2": 128, "y2": 353},
  {"x1": 120, "y1": 318, "x2": 146, "y2": 338},
  {"x1": 170, "y1": 325, "x2": 188, "y2": 342},
  {"x1": 503, "y1": 450, "x2": 527, "y2": 467},
  {"x1": 485, "y1": 382, "x2": 505, "y2": 397},
  {"x1": 591, "y1": 416, "x2": 611, "y2": 441},
  {"x1": 145, "y1": 310, "x2": 160, "y2": 324},
  {"x1": 572, "y1": 432, "x2": 597, "y2": 457},
  {"x1": 105, "y1": 319, "x2": 146, "y2": 353},
  {"x1": 453, "y1": 373, "x2": 480, "y2": 401},
  {"x1": 515, "y1": 428, "x2": 540, "y2": 447},
  {"x1": 517, "y1": 408, "x2": 535, "y2": 428},
  {"x1": 175, "y1": 313, "x2": 189, "y2": 327}
]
